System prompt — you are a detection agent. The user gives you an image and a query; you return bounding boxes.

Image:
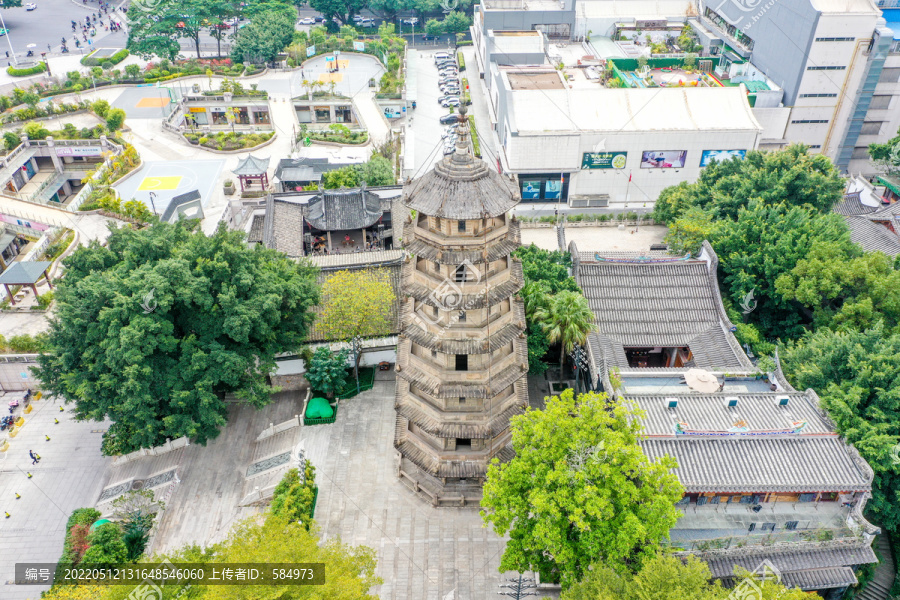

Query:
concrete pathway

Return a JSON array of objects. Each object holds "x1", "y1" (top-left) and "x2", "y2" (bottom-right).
[{"x1": 0, "y1": 393, "x2": 112, "y2": 600}]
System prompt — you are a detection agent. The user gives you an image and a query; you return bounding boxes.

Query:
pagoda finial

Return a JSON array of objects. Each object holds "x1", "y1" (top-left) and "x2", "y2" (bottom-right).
[{"x1": 454, "y1": 104, "x2": 470, "y2": 156}]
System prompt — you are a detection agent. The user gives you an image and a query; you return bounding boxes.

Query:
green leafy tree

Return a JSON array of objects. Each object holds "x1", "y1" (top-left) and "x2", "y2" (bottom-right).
[
  {"x1": 270, "y1": 462, "x2": 317, "y2": 526},
  {"x1": 780, "y1": 324, "x2": 900, "y2": 531},
  {"x1": 664, "y1": 206, "x2": 716, "y2": 255},
  {"x1": 322, "y1": 156, "x2": 395, "y2": 188},
  {"x1": 775, "y1": 243, "x2": 900, "y2": 331},
  {"x1": 424, "y1": 18, "x2": 443, "y2": 37},
  {"x1": 562, "y1": 553, "x2": 816, "y2": 600},
  {"x1": 35, "y1": 221, "x2": 319, "y2": 455},
  {"x1": 44, "y1": 513, "x2": 381, "y2": 599},
  {"x1": 368, "y1": 0, "x2": 413, "y2": 20},
  {"x1": 124, "y1": 63, "x2": 141, "y2": 79},
  {"x1": 536, "y1": 290, "x2": 597, "y2": 369},
  {"x1": 91, "y1": 99, "x2": 110, "y2": 118},
  {"x1": 526, "y1": 322, "x2": 551, "y2": 375},
  {"x1": 230, "y1": 10, "x2": 296, "y2": 65},
  {"x1": 514, "y1": 244, "x2": 580, "y2": 294},
  {"x1": 305, "y1": 347, "x2": 349, "y2": 397},
  {"x1": 441, "y1": 10, "x2": 471, "y2": 34},
  {"x1": 126, "y1": 0, "x2": 188, "y2": 60},
  {"x1": 868, "y1": 126, "x2": 900, "y2": 174},
  {"x1": 711, "y1": 201, "x2": 855, "y2": 339},
  {"x1": 652, "y1": 144, "x2": 844, "y2": 223},
  {"x1": 316, "y1": 269, "x2": 394, "y2": 341},
  {"x1": 80, "y1": 522, "x2": 128, "y2": 565},
  {"x1": 2, "y1": 131, "x2": 20, "y2": 150},
  {"x1": 105, "y1": 108, "x2": 127, "y2": 132},
  {"x1": 481, "y1": 389, "x2": 684, "y2": 588},
  {"x1": 308, "y1": 0, "x2": 365, "y2": 24}
]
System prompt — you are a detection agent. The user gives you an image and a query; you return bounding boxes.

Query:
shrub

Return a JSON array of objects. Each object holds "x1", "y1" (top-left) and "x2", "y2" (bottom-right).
[
  {"x1": 7, "y1": 63, "x2": 47, "y2": 77},
  {"x1": 2, "y1": 131, "x2": 19, "y2": 150},
  {"x1": 457, "y1": 51, "x2": 465, "y2": 71},
  {"x1": 23, "y1": 121, "x2": 50, "y2": 140},
  {"x1": 270, "y1": 463, "x2": 317, "y2": 527},
  {"x1": 105, "y1": 108, "x2": 126, "y2": 131},
  {"x1": 80, "y1": 522, "x2": 127, "y2": 564},
  {"x1": 81, "y1": 48, "x2": 129, "y2": 67},
  {"x1": 35, "y1": 291, "x2": 54, "y2": 309},
  {"x1": 59, "y1": 508, "x2": 101, "y2": 565},
  {"x1": 124, "y1": 64, "x2": 140, "y2": 78},
  {"x1": 91, "y1": 99, "x2": 110, "y2": 118},
  {"x1": 100, "y1": 60, "x2": 114, "y2": 71}
]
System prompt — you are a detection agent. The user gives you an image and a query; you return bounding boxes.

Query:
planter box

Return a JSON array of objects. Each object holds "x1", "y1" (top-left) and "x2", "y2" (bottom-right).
[{"x1": 223, "y1": 186, "x2": 235, "y2": 196}]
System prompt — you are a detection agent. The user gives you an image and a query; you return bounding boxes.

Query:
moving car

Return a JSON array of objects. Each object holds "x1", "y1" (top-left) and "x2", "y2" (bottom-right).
[
  {"x1": 402, "y1": 17, "x2": 418, "y2": 25},
  {"x1": 25, "y1": 3, "x2": 36, "y2": 10},
  {"x1": 422, "y1": 34, "x2": 438, "y2": 41}
]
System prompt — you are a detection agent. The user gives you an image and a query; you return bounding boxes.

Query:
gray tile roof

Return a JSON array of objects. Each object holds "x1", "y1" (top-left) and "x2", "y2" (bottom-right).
[
  {"x1": 232, "y1": 154, "x2": 270, "y2": 176},
  {"x1": 865, "y1": 201, "x2": 900, "y2": 221},
  {"x1": 641, "y1": 436, "x2": 872, "y2": 493},
  {"x1": 273, "y1": 157, "x2": 356, "y2": 187},
  {"x1": 161, "y1": 189, "x2": 201, "y2": 223},
  {"x1": 0, "y1": 260, "x2": 52, "y2": 285},
  {"x1": 720, "y1": 566, "x2": 858, "y2": 590},
  {"x1": 576, "y1": 258, "x2": 749, "y2": 369},
  {"x1": 635, "y1": 392, "x2": 833, "y2": 436},
  {"x1": 705, "y1": 545, "x2": 877, "y2": 578},
  {"x1": 404, "y1": 151, "x2": 520, "y2": 220},
  {"x1": 833, "y1": 193, "x2": 878, "y2": 216},
  {"x1": 307, "y1": 189, "x2": 384, "y2": 231},
  {"x1": 247, "y1": 215, "x2": 265, "y2": 244},
  {"x1": 844, "y1": 216, "x2": 900, "y2": 256},
  {"x1": 267, "y1": 197, "x2": 306, "y2": 258}
]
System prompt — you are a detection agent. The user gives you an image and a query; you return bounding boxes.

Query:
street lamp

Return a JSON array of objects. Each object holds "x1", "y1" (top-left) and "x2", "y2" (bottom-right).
[
  {"x1": 148, "y1": 191, "x2": 158, "y2": 215},
  {"x1": 0, "y1": 11, "x2": 17, "y2": 67}
]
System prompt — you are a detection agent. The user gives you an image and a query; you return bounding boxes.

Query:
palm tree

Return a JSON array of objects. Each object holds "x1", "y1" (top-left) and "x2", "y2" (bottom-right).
[
  {"x1": 540, "y1": 290, "x2": 597, "y2": 370},
  {"x1": 520, "y1": 281, "x2": 551, "y2": 321}
]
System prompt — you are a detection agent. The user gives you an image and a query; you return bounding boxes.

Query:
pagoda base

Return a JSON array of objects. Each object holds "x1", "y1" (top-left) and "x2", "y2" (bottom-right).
[{"x1": 397, "y1": 456, "x2": 486, "y2": 507}]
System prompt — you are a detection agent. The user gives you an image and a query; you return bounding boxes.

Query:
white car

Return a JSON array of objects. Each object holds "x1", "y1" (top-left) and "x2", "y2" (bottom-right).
[
  {"x1": 24, "y1": 3, "x2": 36, "y2": 10},
  {"x1": 225, "y1": 17, "x2": 240, "y2": 25},
  {"x1": 441, "y1": 97, "x2": 460, "y2": 107},
  {"x1": 298, "y1": 17, "x2": 315, "y2": 25},
  {"x1": 402, "y1": 17, "x2": 418, "y2": 25}
]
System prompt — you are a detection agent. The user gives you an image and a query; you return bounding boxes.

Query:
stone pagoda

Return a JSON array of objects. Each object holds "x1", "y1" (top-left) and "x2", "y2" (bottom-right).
[{"x1": 394, "y1": 105, "x2": 528, "y2": 506}]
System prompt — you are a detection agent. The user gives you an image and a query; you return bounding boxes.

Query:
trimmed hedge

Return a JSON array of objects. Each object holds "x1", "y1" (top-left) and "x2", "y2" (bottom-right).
[
  {"x1": 81, "y1": 48, "x2": 129, "y2": 67},
  {"x1": 7, "y1": 63, "x2": 47, "y2": 77},
  {"x1": 457, "y1": 51, "x2": 465, "y2": 71}
]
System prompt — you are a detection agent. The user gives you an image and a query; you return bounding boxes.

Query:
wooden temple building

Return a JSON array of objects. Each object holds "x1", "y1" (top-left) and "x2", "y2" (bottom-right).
[{"x1": 393, "y1": 105, "x2": 528, "y2": 506}]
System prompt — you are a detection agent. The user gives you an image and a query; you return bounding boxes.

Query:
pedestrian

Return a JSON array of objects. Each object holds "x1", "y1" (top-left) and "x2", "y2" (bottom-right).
[
  {"x1": 4, "y1": 51, "x2": 7, "y2": 58},
  {"x1": 28, "y1": 450, "x2": 38, "y2": 465}
]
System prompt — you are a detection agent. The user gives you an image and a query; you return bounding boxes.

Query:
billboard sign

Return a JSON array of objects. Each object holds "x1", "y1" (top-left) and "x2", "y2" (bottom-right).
[
  {"x1": 699, "y1": 149, "x2": 747, "y2": 167},
  {"x1": 640, "y1": 150, "x2": 687, "y2": 169},
  {"x1": 581, "y1": 151, "x2": 627, "y2": 169},
  {"x1": 56, "y1": 146, "x2": 103, "y2": 157}
]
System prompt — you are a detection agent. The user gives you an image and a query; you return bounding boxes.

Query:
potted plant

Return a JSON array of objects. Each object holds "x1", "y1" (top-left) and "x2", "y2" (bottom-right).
[{"x1": 223, "y1": 179, "x2": 235, "y2": 195}]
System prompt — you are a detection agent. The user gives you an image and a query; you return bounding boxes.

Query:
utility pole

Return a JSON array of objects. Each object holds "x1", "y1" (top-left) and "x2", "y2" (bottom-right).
[{"x1": 498, "y1": 574, "x2": 537, "y2": 599}]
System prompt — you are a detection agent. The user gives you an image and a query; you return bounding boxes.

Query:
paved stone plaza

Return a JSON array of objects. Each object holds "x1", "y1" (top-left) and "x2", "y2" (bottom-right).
[{"x1": 0, "y1": 394, "x2": 112, "y2": 600}]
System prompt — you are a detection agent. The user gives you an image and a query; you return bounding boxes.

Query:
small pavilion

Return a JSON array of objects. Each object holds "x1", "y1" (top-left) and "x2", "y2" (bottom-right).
[
  {"x1": 0, "y1": 261, "x2": 53, "y2": 305},
  {"x1": 233, "y1": 155, "x2": 270, "y2": 192}
]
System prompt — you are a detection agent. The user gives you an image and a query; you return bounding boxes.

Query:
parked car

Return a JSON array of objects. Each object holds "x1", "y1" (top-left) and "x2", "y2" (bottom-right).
[
  {"x1": 314, "y1": 16, "x2": 325, "y2": 22},
  {"x1": 352, "y1": 14, "x2": 363, "y2": 21},
  {"x1": 24, "y1": 3, "x2": 36, "y2": 10},
  {"x1": 441, "y1": 97, "x2": 461, "y2": 107},
  {"x1": 436, "y1": 60, "x2": 457, "y2": 68},
  {"x1": 402, "y1": 17, "x2": 418, "y2": 25},
  {"x1": 437, "y1": 94, "x2": 459, "y2": 103},
  {"x1": 440, "y1": 114, "x2": 460, "y2": 125},
  {"x1": 434, "y1": 52, "x2": 451, "y2": 62},
  {"x1": 440, "y1": 83, "x2": 460, "y2": 92},
  {"x1": 359, "y1": 18, "x2": 375, "y2": 26},
  {"x1": 422, "y1": 34, "x2": 438, "y2": 41},
  {"x1": 438, "y1": 67, "x2": 458, "y2": 75},
  {"x1": 298, "y1": 17, "x2": 315, "y2": 24},
  {"x1": 439, "y1": 75, "x2": 458, "y2": 83}
]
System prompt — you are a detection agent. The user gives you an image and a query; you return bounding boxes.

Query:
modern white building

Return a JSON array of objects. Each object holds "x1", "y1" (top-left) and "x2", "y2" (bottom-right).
[
  {"x1": 493, "y1": 68, "x2": 762, "y2": 206},
  {"x1": 472, "y1": 0, "x2": 900, "y2": 178}
]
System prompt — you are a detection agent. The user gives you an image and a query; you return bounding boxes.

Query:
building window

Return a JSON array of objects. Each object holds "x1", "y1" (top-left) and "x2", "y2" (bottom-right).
[
  {"x1": 799, "y1": 93, "x2": 837, "y2": 98},
  {"x1": 809, "y1": 145, "x2": 822, "y2": 149},
  {"x1": 432, "y1": 349, "x2": 438, "y2": 358},
  {"x1": 785, "y1": 521, "x2": 799, "y2": 530},
  {"x1": 458, "y1": 310, "x2": 466, "y2": 322},
  {"x1": 253, "y1": 110, "x2": 270, "y2": 124},
  {"x1": 433, "y1": 305, "x2": 439, "y2": 318},
  {"x1": 456, "y1": 354, "x2": 468, "y2": 371},
  {"x1": 815, "y1": 36, "x2": 855, "y2": 41},
  {"x1": 459, "y1": 397, "x2": 465, "y2": 404},
  {"x1": 799, "y1": 493, "x2": 817, "y2": 502},
  {"x1": 807, "y1": 65, "x2": 846, "y2": 70},
  {"x1": 709, "y1": 496, "x2": 720, "y2": 505},
  {"x1": 861, "y1": 121, "x2": 884, "y2": 135},
  {"x1": 869, "y1": 95, "x2": 893, "y2": 110},
  {"x1": 703, "y1": 7, "x2": 755, "y2": 50},
  {"x1": 880, "y1": 68, "x2": 900, "y2": 83},
  {"x1": 456, "y1": 438, "x2": 472, "y2": 450},
  {"x1": 457, "y1": 220, "x2": 466, "y2": 232},
  {"x1": 454, "y1": 264, "x2": 467, "y2": 282},
  {"x1": 697, "y1": 496, "x2": 707, "y2": 506},
  {"x1": 761, "y1": 522, "x2": 776, "y2": 531},
  {"x1": 791, "y1": 119, "x2": 829, "y2": 124},
  {"x1": 314, "y1": 106, "x2": 331, "y2": 123},
  {"x1": 739, "y1": 495, "x2": 753, "y2": 504},
  {"x1": 433, "y1": 261, "x2": 440, "y2": 272},
  {"x1": 519, "y1": 174, "x2": 568, "y2": 201}
]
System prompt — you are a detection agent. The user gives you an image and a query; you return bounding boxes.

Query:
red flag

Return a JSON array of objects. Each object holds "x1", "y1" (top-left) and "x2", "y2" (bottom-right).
[{"x1": 628, "y1": 171, "x2": 632, "y2": 182}]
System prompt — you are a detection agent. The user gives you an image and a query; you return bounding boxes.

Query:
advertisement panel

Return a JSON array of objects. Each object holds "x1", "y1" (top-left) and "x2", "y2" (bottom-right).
[
  {"x1": 699, "y1": 149, "x2": 747, "y2": 167},
  {"x1": 353, "y1": 41, "x2": 365, "y2": 52},
  {"x1": 56, "y1": 146, "x2": 103, "y2": 157},
  {"x1": 640, "y1": 150, "x2": 687, "y2": 169},
  {"x1": 521, "y1": 180, "x2": 541, "y2": 199},
  {"x1": 581, "y1": 151, "x2": 627, "y2": 170}
]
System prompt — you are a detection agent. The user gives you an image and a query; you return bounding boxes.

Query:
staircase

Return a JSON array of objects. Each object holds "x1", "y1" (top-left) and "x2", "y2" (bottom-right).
[{"x1": 857, "y1": 534, "x2": 896, "y2": 600}]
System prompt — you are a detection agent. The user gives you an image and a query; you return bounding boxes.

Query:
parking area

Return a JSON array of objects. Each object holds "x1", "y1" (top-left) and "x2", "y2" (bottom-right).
[{"x1": 408, "y1": 48, "x2": 465, "y2": 176}]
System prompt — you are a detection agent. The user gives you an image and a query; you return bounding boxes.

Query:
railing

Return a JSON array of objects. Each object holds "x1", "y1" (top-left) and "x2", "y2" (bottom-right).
[
  {"x1": 665, "y1": 527, "x2": 861, "y2": 552},
  {"x1": 21, "y1": 228, "x2": 58, "y2": 262}
]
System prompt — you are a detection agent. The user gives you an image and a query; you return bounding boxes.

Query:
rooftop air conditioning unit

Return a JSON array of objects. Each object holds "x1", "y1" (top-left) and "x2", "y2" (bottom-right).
[
  {"x1": 665, "y1": 398, "x2": 678, "y2": 409},
  {"x1": 775, "y1": 396, "x2": 790, "y2": 407},
  {"x1": 725, "y1": 397, "x2": 738, "y2": 408}
]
